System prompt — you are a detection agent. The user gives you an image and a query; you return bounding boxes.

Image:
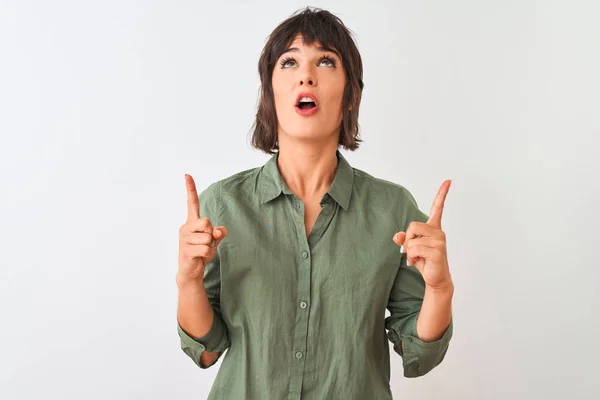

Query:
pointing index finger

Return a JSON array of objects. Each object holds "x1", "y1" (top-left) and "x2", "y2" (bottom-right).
[
  {"x1": 427, "y1": 180, "x2": 451, "y2": 228},
  {"x1": 185, "y1": 174, "x2": 200, "y2": 221}
]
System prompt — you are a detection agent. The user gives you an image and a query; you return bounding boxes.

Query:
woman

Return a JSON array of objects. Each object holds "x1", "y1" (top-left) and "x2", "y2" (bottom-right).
[{"x1": 177, "y1": 7, "x2": 454, "y2": 400}]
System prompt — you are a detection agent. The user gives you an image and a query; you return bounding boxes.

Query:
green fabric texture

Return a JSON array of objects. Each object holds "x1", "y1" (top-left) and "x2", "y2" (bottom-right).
[{"x1": 178, "y1": 150, "x2": 453, "y2": 399}]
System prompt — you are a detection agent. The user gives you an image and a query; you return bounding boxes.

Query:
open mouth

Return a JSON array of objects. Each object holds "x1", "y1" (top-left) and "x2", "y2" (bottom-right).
[
  {"x1": 297, "y1": 101, "x2": 317, "y2": 110},
  {"x1": 295, "y1": 93, "x2": 319, "y2": 115},
  {"x1": 296, "y1": 94, "x2": 318, "y2": 110}
]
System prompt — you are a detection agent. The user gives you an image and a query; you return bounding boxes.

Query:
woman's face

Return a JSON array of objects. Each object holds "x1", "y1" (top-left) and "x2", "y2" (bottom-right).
[{"x1": 272, "y1": 35, "x2": 346, "y2": 145}]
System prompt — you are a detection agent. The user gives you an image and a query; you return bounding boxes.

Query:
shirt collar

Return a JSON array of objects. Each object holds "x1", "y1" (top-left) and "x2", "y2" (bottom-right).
[{"x1": 259, "y1": 149, "x2": 354, "y2": 211}]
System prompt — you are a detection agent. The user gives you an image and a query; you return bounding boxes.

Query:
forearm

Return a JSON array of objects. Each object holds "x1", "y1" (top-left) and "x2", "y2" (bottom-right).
[
  {"x1": 177, "y1": 277, "x2": 215, "y2": 337},
  {"x1": 177, "y1": 277, "x2": 221, "y2": 366},
  {"x1": 416, "y1": 282, "x2": 454, "y2": 342}
]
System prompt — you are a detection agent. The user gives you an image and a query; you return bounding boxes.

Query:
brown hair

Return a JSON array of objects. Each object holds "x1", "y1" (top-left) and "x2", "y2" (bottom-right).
[{"x1": 250, "y1": 7, "x2": 365, "y2": 155}]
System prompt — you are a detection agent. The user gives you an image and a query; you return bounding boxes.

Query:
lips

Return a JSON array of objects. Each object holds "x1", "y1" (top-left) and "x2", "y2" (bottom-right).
[
  {"x1": 295, "y1": 92, "x2": 318, "y2": 104},
  {"x1": 295, "y1": 92, "x2": 319, "y2": 116}
]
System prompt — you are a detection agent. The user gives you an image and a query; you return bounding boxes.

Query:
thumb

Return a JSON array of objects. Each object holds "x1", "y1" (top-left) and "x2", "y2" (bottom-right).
[
  {"x1": 212, "y1": 226, "x2": 228, "y2": 247},
  {"x1": 393, "y1": 232, "x2": 406, "y2": 251}
]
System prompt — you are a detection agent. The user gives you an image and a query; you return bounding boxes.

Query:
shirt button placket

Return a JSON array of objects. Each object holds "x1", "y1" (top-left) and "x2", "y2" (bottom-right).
[{"x1": 288, "y1": 196, "x2": 311, "y2": 400}]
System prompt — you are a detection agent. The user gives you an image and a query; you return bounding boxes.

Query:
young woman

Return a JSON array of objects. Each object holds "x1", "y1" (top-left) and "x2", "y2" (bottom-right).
[{"x1": 177, "y1": 7, "x2": 454, "y2": 400}]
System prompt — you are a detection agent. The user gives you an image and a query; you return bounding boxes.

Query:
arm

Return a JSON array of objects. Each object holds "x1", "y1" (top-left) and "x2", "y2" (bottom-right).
[
  {"x1": 177, "y1": 278, "x2": 222, "y2": 367},
  {"x1": 386, "y1": 186, "x2": 454, "y2": 377},
  {"x1": 177, "y1": 181, "x2": 230, "y2": 369},
  {"x1": 385, "y1": 251, "x2": 454, "y2": 378},
  {"x1": 416, "y1": 284, "x2": 454, "y2": 341},
  {"x1": 401, "y1": 283, "x2": 453, "y2": 352}
]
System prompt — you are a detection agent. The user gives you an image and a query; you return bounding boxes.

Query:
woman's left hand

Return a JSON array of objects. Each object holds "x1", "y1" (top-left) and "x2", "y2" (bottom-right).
[{"x1": 393, "y1": 180, "x2": 453, "y2": 291}]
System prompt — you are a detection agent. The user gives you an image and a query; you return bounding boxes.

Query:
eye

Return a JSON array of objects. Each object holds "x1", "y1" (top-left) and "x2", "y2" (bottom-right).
[
  {"x1": 278, "y1": 54, "x2": 338, "y2": 69},
  {"x1": 279, "y1": 56, "x2": 296, "y2": 69},
  {"x1": 319, "y1": 55, "x2": 337, "y2": 67}
]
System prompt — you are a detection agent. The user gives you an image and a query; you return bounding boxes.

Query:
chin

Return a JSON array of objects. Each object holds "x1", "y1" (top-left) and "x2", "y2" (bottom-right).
[
  {"x1": 279, "y1": 116, "x2": 341, "y2": 143},
  {"x1": 286, "y1": 130, "x2": 325, "y2": 140},
  {"x1": 283, "y1": 131, "x2": 337, "y2": 146}
]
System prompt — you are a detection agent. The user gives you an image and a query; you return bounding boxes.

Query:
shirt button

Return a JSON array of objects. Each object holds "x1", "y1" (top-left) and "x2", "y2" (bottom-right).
[
  {"x1": 295, "y1": 351, "x2": 303, "y2": 359},
  {"x1": 301, "y1": 251, "x2": 308, "y2": 259},
  {"x1": 300, "y1": 301, "x2": 307, "y2": 309}
]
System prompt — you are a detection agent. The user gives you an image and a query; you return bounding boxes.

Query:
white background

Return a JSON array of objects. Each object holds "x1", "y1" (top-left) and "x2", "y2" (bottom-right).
[{"x1": 1, "y1": 0, "x2": 599, "y2": 399}]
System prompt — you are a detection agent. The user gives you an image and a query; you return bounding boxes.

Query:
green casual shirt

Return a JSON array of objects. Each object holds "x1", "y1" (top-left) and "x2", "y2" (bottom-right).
[{"x1": 177, "y1": 149, "x2": 453, "y2": 400}]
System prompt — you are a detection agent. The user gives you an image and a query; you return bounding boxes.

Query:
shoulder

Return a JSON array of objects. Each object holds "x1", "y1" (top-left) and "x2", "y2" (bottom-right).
[
  {"x1": 196, "y1": 166, "x2": 260, "y2": 218},
  {"x1": 352, "y1": 167, "x2": 429, "y2": 227},
  {"x1": 216, "y1": 166, "x2": 262, "y2": 196},
  {"x1": 199, "y1": 166, "x2": 261, "y2": 202},
  {"x1": 353, "y1": 167, "x2": 417, "y2": 205}
]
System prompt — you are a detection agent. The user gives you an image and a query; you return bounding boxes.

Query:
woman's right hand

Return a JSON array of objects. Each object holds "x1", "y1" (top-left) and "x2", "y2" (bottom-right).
[{"x1": 177, "y1": 174, "x2": 228, "y2": 285}]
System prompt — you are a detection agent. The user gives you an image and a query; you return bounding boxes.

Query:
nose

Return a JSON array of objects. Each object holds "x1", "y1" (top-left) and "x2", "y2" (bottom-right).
[{"x1": 299, "y1": 64, "x2": 316, "y2": 86}]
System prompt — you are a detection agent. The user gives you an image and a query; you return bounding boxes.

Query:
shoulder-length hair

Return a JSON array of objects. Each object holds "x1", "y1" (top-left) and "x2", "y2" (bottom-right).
[{"x1": 250, "y1": 7, "x2": 365, "y2": 155}]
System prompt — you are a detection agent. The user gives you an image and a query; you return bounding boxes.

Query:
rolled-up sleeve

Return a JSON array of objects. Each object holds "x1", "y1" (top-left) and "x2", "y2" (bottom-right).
[
  {"x1": 388, "y1": 312, "x2": 453, "y2": 378},
  {"x1": 178, "y1": 314, "x2": 230, "y2": 369},
  {"x1": 385, "y1": 187, "x2": 453, "y2": 377},
  {"x1": 177, "y1": 181, "x2": 231, "y2": 369}
]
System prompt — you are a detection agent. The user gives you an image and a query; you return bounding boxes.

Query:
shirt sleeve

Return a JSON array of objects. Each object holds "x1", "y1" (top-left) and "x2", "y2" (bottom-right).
[
  {"x1": 384, "y1": 187, "x2": 453, "y2": 378},
  {"x1": 177, "y1": 181, "x2": 231, "y2": 369}
]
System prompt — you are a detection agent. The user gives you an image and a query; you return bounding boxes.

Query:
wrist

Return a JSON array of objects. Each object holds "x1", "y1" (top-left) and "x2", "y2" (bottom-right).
[
  {"x1": 176, "y1": 272, "x2": 205, "y2": 289},
  {"x1": 425, "y1": 279, "x2": 454, "y2": 296}
]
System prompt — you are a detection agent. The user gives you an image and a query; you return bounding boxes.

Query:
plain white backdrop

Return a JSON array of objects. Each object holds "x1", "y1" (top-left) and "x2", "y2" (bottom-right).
[{"x1": 1, "y1": 1, "x2": 599, "y2": 399}]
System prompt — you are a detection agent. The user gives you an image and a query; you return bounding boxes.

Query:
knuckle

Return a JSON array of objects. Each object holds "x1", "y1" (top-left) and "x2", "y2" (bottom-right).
[
  {"x1": 199, "y1": 246, "x2": 212, "y2": 257},
  {"x1": 196, "y1": 218, "x2": 213, "y2": 232},
  {"x1": 187, "y1": 232, "x2": 200, "y2": 244},
  {"x1": 201, "y1": 232, "x2": 214, "y2": 245},
  {"x1": 200, "y1": 217, "x2": 212, "y2": 225},
  {"x1": 179, "y1": 233, "x2": 188, "y2": 244},
  {"x1": 191, "y1": 219, "x2": 203, "y2": 230}
]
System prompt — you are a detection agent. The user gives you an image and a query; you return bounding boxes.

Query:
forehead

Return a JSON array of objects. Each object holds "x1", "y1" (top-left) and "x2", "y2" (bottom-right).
[
  {"x1": 287, "y1": 34, "x2": 338, "y2": 52},
  {"x1": 281, "y1": 34, "x2": 342, "y2": 60},
  {"x1": 288, "y1": 34, "x2": 320, "y2": 47}
]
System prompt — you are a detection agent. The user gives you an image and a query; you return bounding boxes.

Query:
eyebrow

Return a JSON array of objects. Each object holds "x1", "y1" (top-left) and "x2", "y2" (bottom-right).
[{"x1": 280, "y1": 46, "x2": 341, "y2": 60}]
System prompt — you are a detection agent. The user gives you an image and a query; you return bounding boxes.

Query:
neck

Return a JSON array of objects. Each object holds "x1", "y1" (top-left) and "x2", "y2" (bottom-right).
[{"x1": 276, "y1": 139, "x2": 339, "y2": 200}]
